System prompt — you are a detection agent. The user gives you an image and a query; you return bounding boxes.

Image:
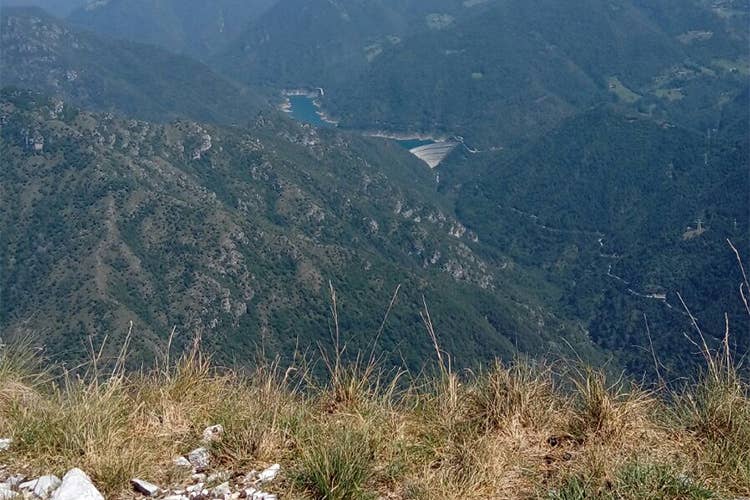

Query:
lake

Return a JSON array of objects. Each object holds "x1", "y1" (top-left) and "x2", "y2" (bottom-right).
[
  {"x1": 285, "y1": 96, "x2": 436, "y2": 146},
  {"x1": 284, "y1": 94, "x2": 457, "y2": 168},
  {"x1": 285, "y1": 95, "x2": 334, "y2": 127}
]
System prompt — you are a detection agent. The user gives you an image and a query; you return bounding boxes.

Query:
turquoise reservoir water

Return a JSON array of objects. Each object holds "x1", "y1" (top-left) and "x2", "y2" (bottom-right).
[
  {"x1": 285, "y1": 95, "x2": 437, "y2": 152},
  {"x1": 287, "y1": 95, "x2": 333, "y2": 127}
]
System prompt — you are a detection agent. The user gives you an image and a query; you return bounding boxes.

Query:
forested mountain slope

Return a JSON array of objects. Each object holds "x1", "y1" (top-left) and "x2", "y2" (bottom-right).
[
  {"x1": 0, "y1": 0, "x2": 85, "y2": 17},
  {"x1": 451, "y1": 104, "x2": 749, "y2": 376},
  {"x1": 327, "y1": 0, "x2": 749, "y2": 147},
  {"x1": 0, "y1": 89, "x2": 602, "y2": 369},
  {"x1": 1, "y1": 1, "x2": 747, "y2": 381},
  {"x1": 68, "y1": 0, "x2": 279, "y2": 58},
  {"x1": 0, "y1": 7, "x2": 264, "y2": 125},
  {"x1": 218, "y1": 0, "x2": 495, "y2": 88},
  {"x1": 43, "y1": 0, "x2": 749, "y2": 151}
]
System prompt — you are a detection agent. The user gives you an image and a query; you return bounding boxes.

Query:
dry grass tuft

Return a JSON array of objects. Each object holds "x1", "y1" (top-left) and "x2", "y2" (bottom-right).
[
  {"x1": 675, "y1": 345, "x2": 750, "y2": 495},
  {"x1": 2, "y1": 269, "x2": 749, "y2": 499},
  {"x1": 1, "y1": 337, "x2": 748, "y2": 499},
  {"x1": 569, "y1": 368, "x2": 658, "y2": 444},
  {"x1": 292, "y1": 425, "x2": 375, "y2": 500},
  {"x1": 468, "y1": 359, "x2": 560, "y2": 433}
]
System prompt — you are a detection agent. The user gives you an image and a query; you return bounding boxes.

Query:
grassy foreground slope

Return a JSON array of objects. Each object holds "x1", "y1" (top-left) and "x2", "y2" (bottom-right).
[{"x1": 1, "y1": 316, "x2": 749, "y2": 499}]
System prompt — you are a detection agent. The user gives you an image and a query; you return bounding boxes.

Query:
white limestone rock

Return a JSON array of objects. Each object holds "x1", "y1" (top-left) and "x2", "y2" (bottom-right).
[
  {"x1": 257, "y1": 464, "x2": 280, "y2": 483},
  {"x1": 185, "y1": 483, "x2": 204, "y2": 494},
  {"x1": 18, "y1": 480, "x2": 34, "y2": 491},
  {"x1": 4, "y1": 476, "x2": 23, "y2": 488},
  {"x1": 36, "y1": 476, "x2": 62, "y2": 498},
  {"x1": 201, "y1": 424, "x2": 224, "y2": 443},
  {"x1": 187, "y1": 447, "x2": 210, "y2": 471},
  {"x1": 241, "y1": 471, "x2": 257, "y2": 485},
  {"x1": 131, "y1": 478, "x2": 160, "y2": 496},
  {"x1": 210, "y1": 481, "x2": 230, "y2": 497},
  {"x1": 50, "y1": 468, "x2": 104, "y2": 500},
  {"x1": 20, "y1": 475, "x2": 61, "y2": 498},
  {"x1": 252, "y1": 492, "x2": 277, "y2": 500},
  {"x1": 206, "y1": 471, "x2": 229, "y2": 483},
  {"x1": 173, "y1": 456, "x2": 192, "y2": 468},
  {"x1": 0, "y1": 484, "x2": 17, "y2": 500},
  {"x1": 0, "y1": 439, "x2": 11, "y2": 452}
]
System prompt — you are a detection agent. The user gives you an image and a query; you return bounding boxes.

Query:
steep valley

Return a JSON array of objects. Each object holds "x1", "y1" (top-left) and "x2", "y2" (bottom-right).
[{"x1": 0, "y1": 0, "x2": 747, "y2": 381}]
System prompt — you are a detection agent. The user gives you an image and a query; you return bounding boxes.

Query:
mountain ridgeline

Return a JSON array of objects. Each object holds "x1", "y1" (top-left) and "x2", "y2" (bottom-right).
[
  {"x1": 0, "y1": 7, "x2": 263, "y2": 125},
  {"x1": 324, "y1": 0, "x2": 749, "y2": 147},
  {"x1": 68, "y1": 0, "x2": 279, "y2": 58},
  {"x1": 0, "y1": 0, "x2": 748, "y2": 380},
  {"x1": 0, "y1": 0, "x2": 85, "y2": 17}
]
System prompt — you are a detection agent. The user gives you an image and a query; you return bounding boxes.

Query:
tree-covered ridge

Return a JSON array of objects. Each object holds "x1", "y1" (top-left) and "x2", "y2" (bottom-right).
[
  {"x1": 68, "y1": 0, "x2": 279, "y2": 59},
  {"x1": 0, "y1": 7, "x2": 264, "y2": 126},
  {"x1": 0, "y1": 88, "x2": 600, "y2": 370},
  {"x1": 325, "y1": 0, "x2": 748, "y2": 147},
  {"x1": 217, "y1": 0, "x2": 494, "y2": 88},
  {"x1": 450, "y1": 104, "x2": 749, "y2": 377},
  {"x1": 0, "y1": 0, "x2": 85, "y2": 17}
]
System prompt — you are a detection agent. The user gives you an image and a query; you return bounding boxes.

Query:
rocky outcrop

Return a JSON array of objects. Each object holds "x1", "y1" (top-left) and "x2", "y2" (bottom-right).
[
  {"x1": 19, "y1": 475, "x2": 62, "y2": 499},
  {"x1": 0, "y1": 427, "x2": 282, "y2": 499},
  {"x1": 50, "y1": 469, "x2": 103, "y2": 500}
]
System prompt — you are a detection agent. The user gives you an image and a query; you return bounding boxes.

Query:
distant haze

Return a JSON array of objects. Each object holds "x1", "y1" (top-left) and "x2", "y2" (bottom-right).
[{"x1": 0, "y1": 0, "x2": 86, "y2": 16}]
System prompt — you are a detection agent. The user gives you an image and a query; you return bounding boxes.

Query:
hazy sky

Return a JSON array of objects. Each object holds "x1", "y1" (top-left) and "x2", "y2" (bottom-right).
[{"x1": 0, "y1": 0, "x2": 87, "y2": 17}]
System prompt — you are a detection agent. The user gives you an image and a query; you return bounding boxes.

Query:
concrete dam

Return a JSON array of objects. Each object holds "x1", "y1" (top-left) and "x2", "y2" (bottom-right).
[{"x1": 409, "y1": 141, "x2": 460, "y2": 168}]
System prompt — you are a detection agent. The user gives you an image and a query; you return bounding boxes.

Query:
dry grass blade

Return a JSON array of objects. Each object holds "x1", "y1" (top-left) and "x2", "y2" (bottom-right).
[
  {"x1": 1, "y1": 288, "x2": 748, "y2": 498},
  {"x1": 727, "y1": 238, "x2": 750, "y2": 317}
]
